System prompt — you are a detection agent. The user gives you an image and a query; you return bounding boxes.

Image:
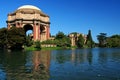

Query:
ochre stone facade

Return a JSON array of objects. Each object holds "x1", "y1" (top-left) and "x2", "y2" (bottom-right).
[
  {"x1": 69, "y1": 33, "x2": 87, "y2": 46},
  {"x1": 6, "y1": 5, "x2": 50, "y2": 41}
]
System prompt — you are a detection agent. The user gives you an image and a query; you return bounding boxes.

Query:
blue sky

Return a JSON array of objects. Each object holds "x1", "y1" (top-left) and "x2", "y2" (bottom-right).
[{"x1": 0, "y1": 0, "x2": 120, "y2": 42}]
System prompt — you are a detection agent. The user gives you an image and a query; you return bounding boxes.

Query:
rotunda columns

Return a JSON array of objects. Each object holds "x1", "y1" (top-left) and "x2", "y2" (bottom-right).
[
  {"x1": 33, "y1": 23, "x2": 41, "y2": 41},
  {"x1": 46, "y1": 26, "x2": 50, "y2": 39}
]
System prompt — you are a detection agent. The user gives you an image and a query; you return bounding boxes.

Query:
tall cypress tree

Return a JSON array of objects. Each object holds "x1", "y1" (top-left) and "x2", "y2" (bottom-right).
[{"x1": 86, "y1": 30, "x2": 94, "y2": 48}]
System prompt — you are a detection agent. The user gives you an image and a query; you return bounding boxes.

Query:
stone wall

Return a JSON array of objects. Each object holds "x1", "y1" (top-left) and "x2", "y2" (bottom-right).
[{"x1": 41, "y1": 44, "x2": 56, "y2": 47}]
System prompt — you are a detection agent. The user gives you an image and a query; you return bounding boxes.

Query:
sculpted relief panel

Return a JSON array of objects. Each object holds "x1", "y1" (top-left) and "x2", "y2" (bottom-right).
[
  {"x1": 9, "y1": 15, "x2": 15, "y2": 21},
  {"x1": 40, "y1": 16, "x2": 49, "y2": 22},
  {"x1": 8, "y1": 13, "x2": 49, "y2": 22},
  {"x1": 22, "y1": 14, "x2": 34, "y2": 19},
  {"x1": 34, "y1": 14, "x2": 40, "y2": 19}
]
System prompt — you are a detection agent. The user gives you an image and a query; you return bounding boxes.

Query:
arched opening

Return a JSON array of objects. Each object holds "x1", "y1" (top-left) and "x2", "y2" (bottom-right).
[
  {"x1": 40, "y1": 25, "x2": 46, "y2": 41},
  {"x1": 40, "y1": 25, "x2": 45, "y2": 33},
  {"x1": 24, "y1": 24, "x2": 33, "y2": 35},
  {"x1": 24, "y1": 24, "x2": 33, "y2": 38}
]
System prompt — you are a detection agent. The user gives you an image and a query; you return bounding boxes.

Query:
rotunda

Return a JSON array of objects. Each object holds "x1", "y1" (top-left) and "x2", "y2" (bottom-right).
[{"x1": 6, "y1": 5, "x2": 50, "y2": 41}]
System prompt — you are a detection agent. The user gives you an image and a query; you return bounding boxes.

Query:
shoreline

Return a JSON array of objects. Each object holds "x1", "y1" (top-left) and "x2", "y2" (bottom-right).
[{"x1": 24, "y1": 46, "x2": 77, "y2": 51}]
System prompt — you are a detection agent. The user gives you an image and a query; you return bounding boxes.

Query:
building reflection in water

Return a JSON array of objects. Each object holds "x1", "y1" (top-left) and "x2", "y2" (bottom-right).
[
  {"x1": 71, "y1": 49, "x2": 75, "y2": 63},
  {"x1": 33, "y1": 51, "x2": 50, "y2": 71},
  {"x1": 26, "y1": 51, "x2": 51, "y2": 80},
  {"x1": 71, "y1": 49, "x2": 93, "y2": 65},
  {"x1": 0, "y1": 51, "x2": 51, "y2": 80}
]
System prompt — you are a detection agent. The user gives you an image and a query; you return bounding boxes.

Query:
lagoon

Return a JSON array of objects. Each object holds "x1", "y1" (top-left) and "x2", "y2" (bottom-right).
[{"x1": 0, "y1": 48, "x2": 120, "y2": 80}]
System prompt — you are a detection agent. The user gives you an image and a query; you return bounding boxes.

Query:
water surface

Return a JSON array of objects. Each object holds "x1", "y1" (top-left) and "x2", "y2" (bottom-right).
[{"x1": 0, "y1": 48, "x2": 120, "y2": 80}]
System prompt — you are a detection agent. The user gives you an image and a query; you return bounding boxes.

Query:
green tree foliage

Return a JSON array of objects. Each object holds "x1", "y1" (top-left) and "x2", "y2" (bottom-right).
[
  {"x1": 86, "y1": 30, "x2": 94, "y2": 48},
  {"x1": 0, "y1": 28, "x2": 7, "y2": 49},
  {"x1": 7, "y1": 27, "x2": 26, "y2": 49},
  {"x1": 41, "y1": 39, "x2": 57, "y2": 45},
  {"x1": 97, "y1": 33, "x2": 107, "y2": 47},
  {"x1": 25, "y1": 34, "x2": 33, "y2": 46},
  {"x1": 55, "y1": 31, "x2": 66, "y2": 39},
  {"x1": 55, "y1": 31, "x2": 71, "y2": 48},
  {"x1": 77, "y1": 34, "x2": 85, "y2": 48},
  {"x1": 111, "y1": 34, "x2": 120, "y2": 38},
  {"x1": 106, "y1": 35, "x2": 120, "y2": 47},
  {"x1": 35, "y1": 41, "x2": 41, "y2": 49}
]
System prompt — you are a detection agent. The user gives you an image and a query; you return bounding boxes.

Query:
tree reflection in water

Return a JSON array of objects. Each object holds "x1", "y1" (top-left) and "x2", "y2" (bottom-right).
[{"x1": 0, "y1": 50, "x2": 50, "y2": 80}]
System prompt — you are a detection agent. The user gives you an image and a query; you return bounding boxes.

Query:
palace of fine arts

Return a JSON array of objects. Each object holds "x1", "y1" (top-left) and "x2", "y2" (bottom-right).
[
  {"x1": 7, "y1": 5, "x2": 50, "y2": 41},
  {"x1": 0, "y1": 5, "x2": 120, "y2": 50},
  {"x1": 0, "y1": 1, "x2": 120, "y2": 80},
  {"x1": 1, "y1": 5, "x2": 92, "y2": 50}
]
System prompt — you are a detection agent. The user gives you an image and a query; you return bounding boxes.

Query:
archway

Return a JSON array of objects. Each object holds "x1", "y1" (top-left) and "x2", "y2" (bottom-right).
[
  {"x1": 23, "y1": 24, "x2": 33, "y2": 39},
  {"x1": 40, "y1": 25, "x2": 46, "y2": 41}
]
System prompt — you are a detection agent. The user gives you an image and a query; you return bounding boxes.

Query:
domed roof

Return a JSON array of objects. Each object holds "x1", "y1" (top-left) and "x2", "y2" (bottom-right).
[{"x1": 17, "y1": 5, "x2": 41, "y2": 11}]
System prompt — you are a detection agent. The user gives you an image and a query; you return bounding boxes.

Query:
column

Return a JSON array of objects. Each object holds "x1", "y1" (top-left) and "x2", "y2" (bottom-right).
[
  {"x1": 46, "y1": 26, "x2": 50, "y2": 39},
  {"x1": 7, "y1": 23, "x2": 10, "y2": 29},
  {"x1": 38, "y1": 25, "x2": 40, "y2": 40},
  {"x1": 34, "y1": 23, "x2": 41, "y2": 41},
  {"x1": 33, "y1": 24, "x2": 37, "y2": 41},
  {"x1": 16, "y1": 22, "x2": 18, "y2": 28}
]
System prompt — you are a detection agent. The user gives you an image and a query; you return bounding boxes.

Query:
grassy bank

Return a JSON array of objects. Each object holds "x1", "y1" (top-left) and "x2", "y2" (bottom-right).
[
  {"x1": 42, "y1": 47, "x2": 63, "y2": 50},
  {"x1": 24, "y1": 46, "x2": 76, "y2": 51},
  {"x1": 24, "y1": 46, "x2": 41, "y2": 51},
  {"x1": 25, "y1": 46, "x2": 62, "y2": 51}
]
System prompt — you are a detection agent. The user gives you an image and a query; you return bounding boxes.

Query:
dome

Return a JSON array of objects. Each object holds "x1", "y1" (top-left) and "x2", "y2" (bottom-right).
[{"x1": 17, "y1": 5, "x2": 41, "y2": 11}]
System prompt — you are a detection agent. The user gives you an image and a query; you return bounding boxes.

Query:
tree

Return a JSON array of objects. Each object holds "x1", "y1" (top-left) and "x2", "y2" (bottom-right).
[
  {"x1": 86, "y1": 30, "x2": 94, "y2": 48},
  {"x1": 55, "y1": 31, "x2": 71, "y2": 48},
  {"x1": 35, "y1": 41, "x2": 41, "y2": 49},
  {"x1": 106, "y1": 34, "x2": 120, "y2": 47},
  {"x1": 97, "y1": 33, "x2": 107, "y2": 47},
  {"x1": 7, "y1": 27, "x2": 26, "y2": 49},
  {"x1": 0, "y1": 28, "x2": 7, "y2": 49},
  {"x1": 111, "y1": 34, "x2": 120, "y2": 39},
  {"x1": 55, "y1": 31, "x2": 65, "y2": 39},
  {"x1": 25, "y1": 34, "x2": 33, "y2": 47},
  {"x1": 77, "y1": 34, "x2": 85, "y2": 48}
]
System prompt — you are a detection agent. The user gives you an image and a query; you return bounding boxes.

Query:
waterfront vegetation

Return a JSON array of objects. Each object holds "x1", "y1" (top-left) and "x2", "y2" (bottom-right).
[
  {"x1": 25, "y1": 46, "x2": 63, "y2": 51},
  {"x1": 0, "y1": 27, "x2": 120, "y2": 51},
  {"x1": 97, "y1": 33, "x2": 120, "y2": 47}
]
